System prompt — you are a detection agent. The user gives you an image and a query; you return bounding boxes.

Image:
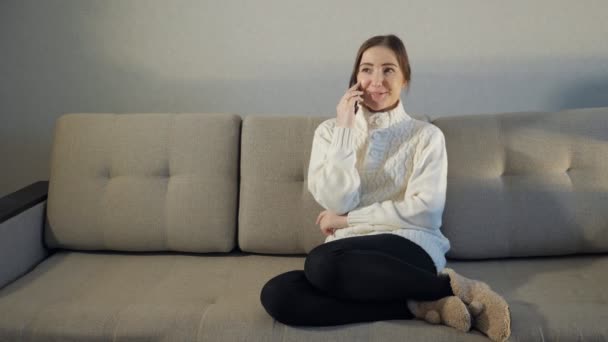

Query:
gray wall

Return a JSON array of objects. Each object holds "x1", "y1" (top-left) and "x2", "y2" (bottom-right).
[{"x1": 2, "y1": 0, "x2": 608, "y2": 196}]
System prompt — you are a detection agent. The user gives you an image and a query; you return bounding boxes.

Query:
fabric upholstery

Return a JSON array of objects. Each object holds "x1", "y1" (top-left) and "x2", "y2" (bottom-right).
[
  {"x1": 239, "y1": 115, "x2": 328, "y2": 254},
  {"x1": 0, "y1": 252, "x2": 606, "y2": 341},
  {"x1": 238, "y1": 112, "x2": 429, "y2": 255},
  {"x1": 434, "y1": 107, "x2": 608, "y2": 259},
  {"x1": 46, "y1": 113, "x2": 240, "y2": 253}
]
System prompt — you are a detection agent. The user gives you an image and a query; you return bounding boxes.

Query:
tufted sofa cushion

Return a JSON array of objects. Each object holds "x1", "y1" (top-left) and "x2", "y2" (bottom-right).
[
  {"x1": 238, "y1": 113, "x2": 430, "y2": 255},
  {"x1": 434, "y1": 107, "x2": 608, "y2": 259},
  {"x1": 46, "y1": 113, "x2": 240, "y2": 253},
  {"x1": 238, "y1": 115, "x2": 327, "y2": 254}
]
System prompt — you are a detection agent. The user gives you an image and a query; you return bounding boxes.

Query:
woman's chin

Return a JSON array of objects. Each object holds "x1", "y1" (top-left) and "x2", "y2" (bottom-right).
[
  {"x1": 366, "y1": 104, "x2": 381, "y2": 111},
  {"x1": 363, "y1": 100, "x2": 395, "y2": 112}
]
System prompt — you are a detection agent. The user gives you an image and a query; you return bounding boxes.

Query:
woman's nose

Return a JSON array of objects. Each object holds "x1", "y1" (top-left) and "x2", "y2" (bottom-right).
[{"x1": 372, "y1": 71, "x2": 384, "y2": 86}]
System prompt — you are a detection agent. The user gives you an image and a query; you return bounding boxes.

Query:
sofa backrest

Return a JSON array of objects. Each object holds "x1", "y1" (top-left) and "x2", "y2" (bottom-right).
[
  {"x1": 238, "y1": 113, "x2": 431, "y2": 254},
  {"x1": 240, "y1": 108, "x2": 608, "y2": 259},
  {"x1": 46, "y1": 113, "x2": 240, "y2": 253},
  {"x1": 434, "y1": 107, "x2": 608, "y2": 259},
  {"x1": 238, "y1": 115, "x2": 327, "y2": 254}
]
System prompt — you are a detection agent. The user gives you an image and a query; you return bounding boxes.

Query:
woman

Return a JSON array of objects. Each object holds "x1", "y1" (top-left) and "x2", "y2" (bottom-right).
[{"x1": 260, "y1": 34, "x2": 510, "y2": 342}]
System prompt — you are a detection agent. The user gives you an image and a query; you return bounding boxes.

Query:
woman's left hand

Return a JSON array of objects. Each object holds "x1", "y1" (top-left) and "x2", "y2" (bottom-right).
[{"x1": 316, "y1": 210, "x2": 349, "y2": 236}]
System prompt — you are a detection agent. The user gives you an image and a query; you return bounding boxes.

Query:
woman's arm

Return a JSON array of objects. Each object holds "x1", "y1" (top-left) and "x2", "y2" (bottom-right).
[
  {"x1": 307, "y1": 123, "x2": 361, "y2": 215},
  {"x1": 347, "y1": 125, "x2": 447, "y2": 231}
]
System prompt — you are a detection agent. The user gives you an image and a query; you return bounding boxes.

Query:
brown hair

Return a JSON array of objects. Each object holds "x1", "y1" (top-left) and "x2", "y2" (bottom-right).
[{"x1": 348, "y1": 34, "x2": 411, "y2": 88}]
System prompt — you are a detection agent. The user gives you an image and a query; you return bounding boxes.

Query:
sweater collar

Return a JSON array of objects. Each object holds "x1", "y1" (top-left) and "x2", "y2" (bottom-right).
[{"x1": 355, "y1": 100, "x2": 411, "y2": 131}]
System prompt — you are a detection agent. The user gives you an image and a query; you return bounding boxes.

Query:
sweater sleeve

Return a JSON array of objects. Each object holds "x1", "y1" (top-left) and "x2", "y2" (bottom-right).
[
  {"x1": 347, "y1": 125, "x2": 447, "y2": 231},
  {"x1": 307, "y1": 122, "x2": 361, "y2": 215}
]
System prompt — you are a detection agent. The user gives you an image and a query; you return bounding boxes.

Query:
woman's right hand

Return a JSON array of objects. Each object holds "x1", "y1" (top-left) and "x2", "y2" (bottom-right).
[
  {"x1": 336, "y1": 81, "x2": 363, "y2": 128},
  {"x1": 316, "y1": 210, "x2": 349, "y2": 236}
]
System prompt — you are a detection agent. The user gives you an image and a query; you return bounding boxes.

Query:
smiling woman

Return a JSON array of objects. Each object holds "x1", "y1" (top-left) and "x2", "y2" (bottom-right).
[
  {"x1": 349, "y1": 35, "x2": 411, "y2": 113},
  {"x1": 357, "y1": 51, "x2": 403, "y2": 110},
  {"x1": 260, "y1": 34, "x2": 511, "y2": 342}
]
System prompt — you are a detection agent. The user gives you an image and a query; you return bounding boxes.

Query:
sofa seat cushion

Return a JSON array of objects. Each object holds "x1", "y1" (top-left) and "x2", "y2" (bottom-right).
[{"x1": 0, "y1": 252, "x2": 606, "y2": 341}]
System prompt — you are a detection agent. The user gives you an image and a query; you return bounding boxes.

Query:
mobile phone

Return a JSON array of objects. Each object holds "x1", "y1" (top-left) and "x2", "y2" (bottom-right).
[{"x1": 354, "y1": 84, "x2": 362, "y2": 114}]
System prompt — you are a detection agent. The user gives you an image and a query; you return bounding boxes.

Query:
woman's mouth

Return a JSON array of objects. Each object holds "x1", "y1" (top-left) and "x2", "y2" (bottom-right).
[{"x1": 368, "y1": 91, "x2": 388, "y2": 102}]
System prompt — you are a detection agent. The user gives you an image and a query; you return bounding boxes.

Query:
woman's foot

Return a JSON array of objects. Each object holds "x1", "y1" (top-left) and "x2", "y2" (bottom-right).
[
  {"x1": 442, "y1": 268, "x2": 511, "y2": 342},
  {"x1": 408, "y1": 296, "x2": 471, "y2": 332}
]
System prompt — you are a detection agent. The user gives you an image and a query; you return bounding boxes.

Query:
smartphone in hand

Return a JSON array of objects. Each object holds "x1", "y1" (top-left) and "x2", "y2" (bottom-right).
[{"x1": 354, "y1": 84, "x2": 363, "y2": 114}]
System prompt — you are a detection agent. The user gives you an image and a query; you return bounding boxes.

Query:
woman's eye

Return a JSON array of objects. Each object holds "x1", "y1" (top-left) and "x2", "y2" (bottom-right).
[
  {"x1": 360, "y1": 68, "x2": 371, "y2": 73},
  {"x1": 384, "y1": 68, "x2": 395, "y2": 74}
]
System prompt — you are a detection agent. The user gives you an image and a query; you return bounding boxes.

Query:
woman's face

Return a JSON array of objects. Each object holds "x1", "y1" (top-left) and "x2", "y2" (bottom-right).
[{"x1": 356, "y1": 46, "x2": 407, "y2": 112}]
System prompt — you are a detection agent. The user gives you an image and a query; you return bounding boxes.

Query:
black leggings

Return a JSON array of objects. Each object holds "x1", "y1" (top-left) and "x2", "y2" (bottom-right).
[{"x1": 260, "y1": 234, "x2": 453, "y2": 326}]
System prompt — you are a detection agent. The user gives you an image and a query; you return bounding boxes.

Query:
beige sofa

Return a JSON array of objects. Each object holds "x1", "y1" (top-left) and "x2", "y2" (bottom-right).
[{"x1": 1, "y1": 108, "x2": 607, "y2": 341}]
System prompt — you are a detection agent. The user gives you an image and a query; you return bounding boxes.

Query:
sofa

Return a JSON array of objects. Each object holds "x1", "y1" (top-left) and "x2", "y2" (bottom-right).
[{"x1": 1, "y1": 107, "x2": 607, "y2": 341}]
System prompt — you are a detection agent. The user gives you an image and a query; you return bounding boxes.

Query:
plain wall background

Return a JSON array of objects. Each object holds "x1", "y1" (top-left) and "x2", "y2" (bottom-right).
[{"x1": 2, "y1": 0, "x2": 608, "y2": 196}]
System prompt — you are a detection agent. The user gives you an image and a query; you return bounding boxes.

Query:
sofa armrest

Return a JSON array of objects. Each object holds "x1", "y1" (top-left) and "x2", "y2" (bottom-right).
[{"x1": 0, "y1": 181, "x2": 50, "y2": 289}]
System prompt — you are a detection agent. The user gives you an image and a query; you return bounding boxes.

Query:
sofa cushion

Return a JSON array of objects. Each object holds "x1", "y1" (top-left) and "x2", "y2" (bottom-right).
[
  {"x1": 434, "y1": 107, "x2": 608, "y2": 259},
  {"x1": 46, "y1": 113, "x2": 240, "y2": 253},
  {"x1": 239, "y1": 115, "x2": 327, "y2": 254},
  {"x1": 238, "y1": 112, "x2": 431, "y2": 255},
  {"x1": 0, "y1": 252, "x2": 606, "y2": 341}
]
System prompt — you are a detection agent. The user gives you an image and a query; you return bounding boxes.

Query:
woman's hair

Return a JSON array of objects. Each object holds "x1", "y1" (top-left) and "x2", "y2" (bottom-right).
[{"x1": 348, "y1": 34, "x2": 411, "y2": 88}]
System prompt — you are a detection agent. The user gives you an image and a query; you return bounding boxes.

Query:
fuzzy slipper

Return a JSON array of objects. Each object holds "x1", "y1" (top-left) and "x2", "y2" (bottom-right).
[
  {"x1": 442, "y1": 268, "x2": 511, "y2": 342},
  {"x1": 408, "y1": 296, "x2": 472, "y2": 332}
]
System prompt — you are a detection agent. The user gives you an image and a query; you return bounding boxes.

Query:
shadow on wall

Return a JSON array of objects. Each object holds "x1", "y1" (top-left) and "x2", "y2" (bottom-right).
[
  {"x1": 3, "y1": 1, "x2": 608, "y2": 197},
  {"x1": 554, "y1": 78, "x2": 608, "y2": 111},
  {"x1": 409, "y1": 58, "x2": 608, "y2": 118}
]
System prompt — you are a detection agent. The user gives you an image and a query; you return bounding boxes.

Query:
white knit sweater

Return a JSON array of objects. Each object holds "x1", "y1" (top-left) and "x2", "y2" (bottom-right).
[{"x1": 307, "y1": 101, "x2": 450, "y2": 271}]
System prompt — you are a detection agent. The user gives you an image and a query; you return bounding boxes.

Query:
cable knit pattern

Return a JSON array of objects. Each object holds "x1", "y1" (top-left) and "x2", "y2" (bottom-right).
[{"x1": 307, "y1": 101, "x2": 450, "y2": 271}]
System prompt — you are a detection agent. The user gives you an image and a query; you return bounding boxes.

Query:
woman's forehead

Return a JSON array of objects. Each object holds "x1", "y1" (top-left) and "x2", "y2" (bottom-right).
[{"x1": 360, "y1": 46, "x2": 398, "y2": 64}]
